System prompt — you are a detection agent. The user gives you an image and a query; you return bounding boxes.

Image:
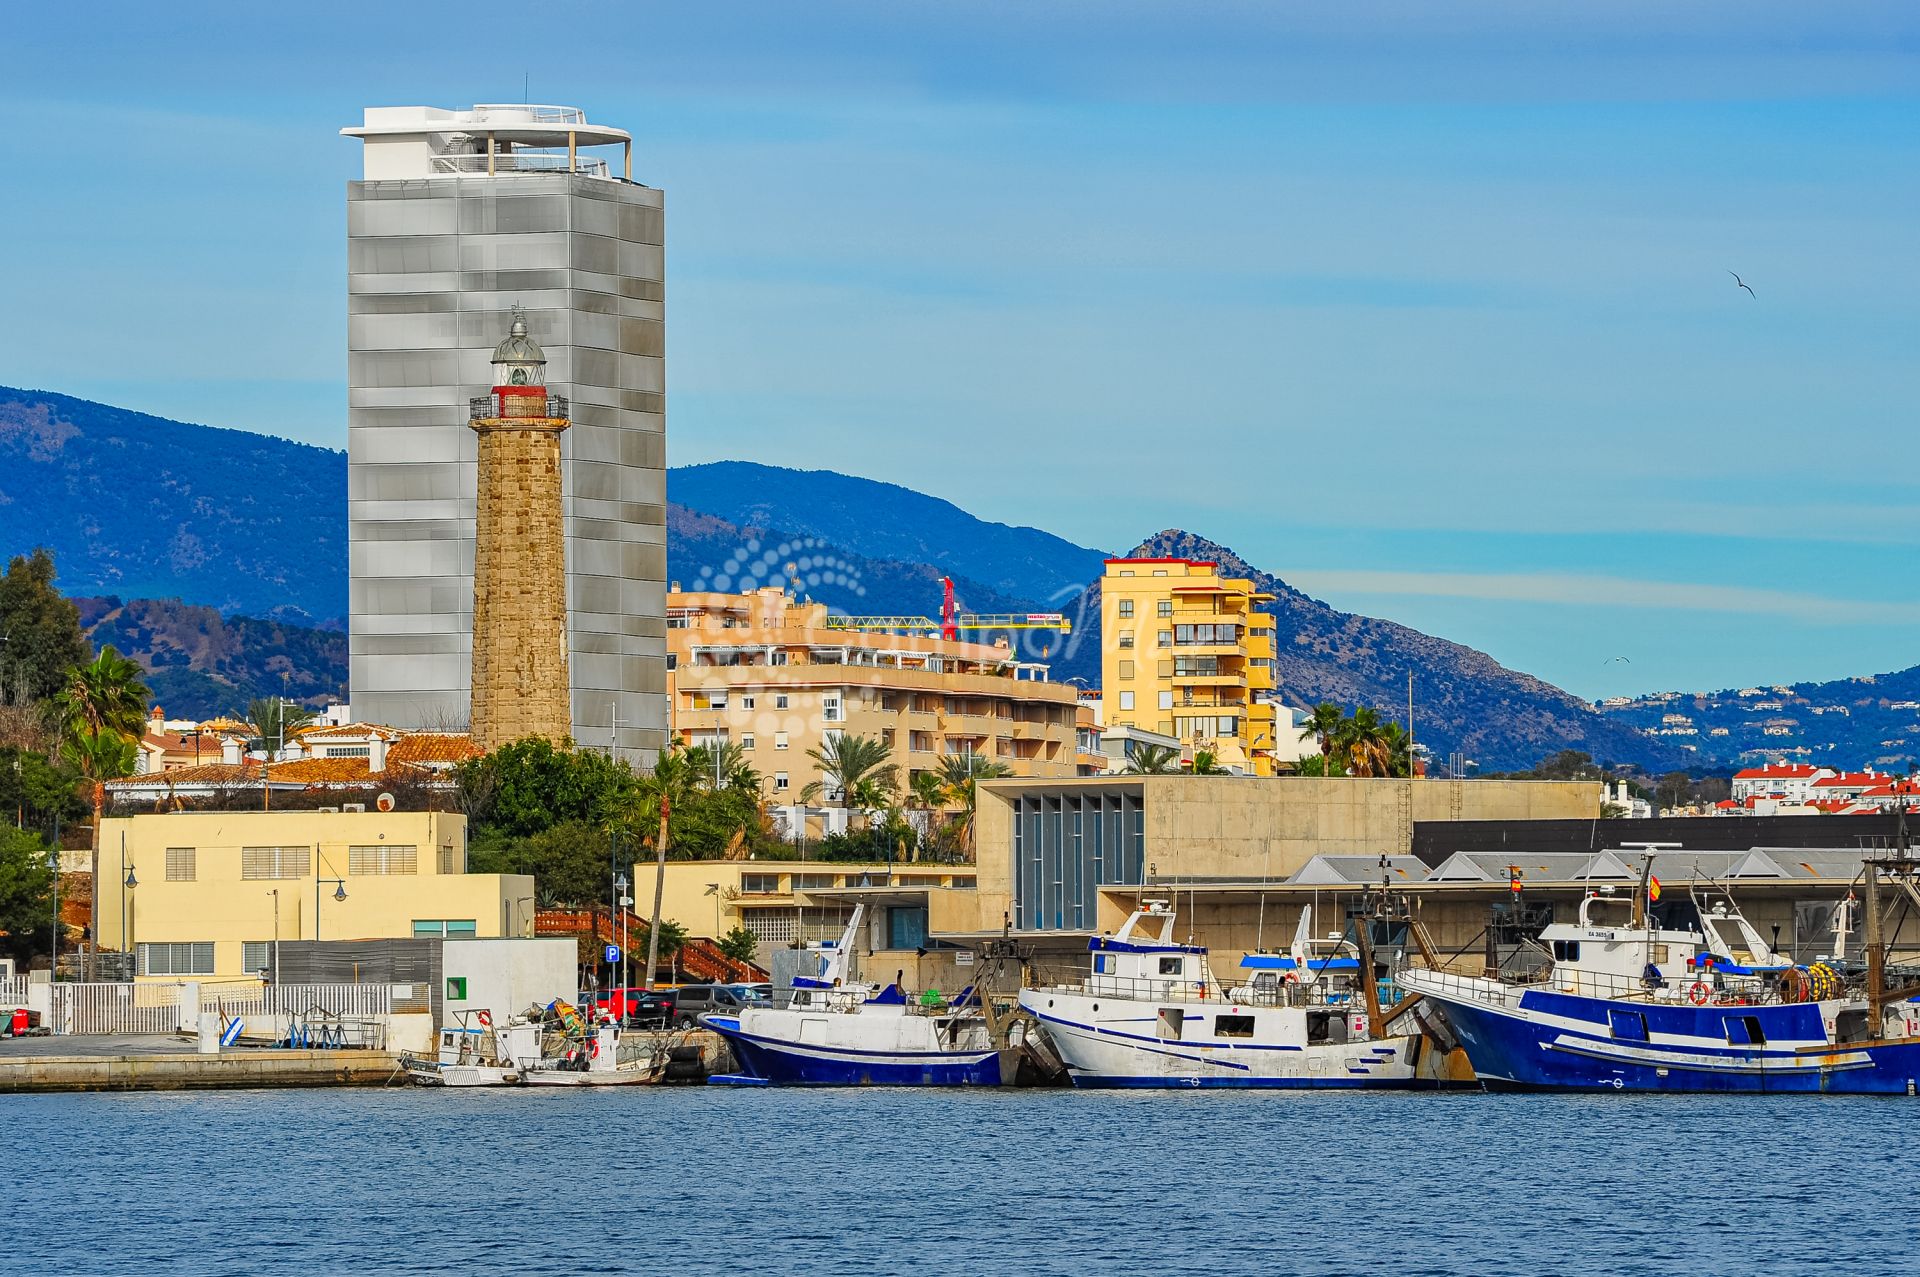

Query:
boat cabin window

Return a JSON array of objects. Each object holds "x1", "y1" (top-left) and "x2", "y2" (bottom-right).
[
  {"x1": 1723, "y1": 1015, "x2": 1767, "y2": 1046},
  {"x1": 1093, "y1": 954, "x2": 1115, "y2": 974},
  {"x1": 1158, "y1": 956, "x2": 1183, "y2": 976},
  {"x1": 1551, "y1": 940, "x2": 1581, "y2": 962},
  {"x1": 1214, "y1": 1015, "x2": 1256, "y2": 1039},
  {"x1": 1608, "y1": 1009, "x2": 1648, "y2": 1042}
]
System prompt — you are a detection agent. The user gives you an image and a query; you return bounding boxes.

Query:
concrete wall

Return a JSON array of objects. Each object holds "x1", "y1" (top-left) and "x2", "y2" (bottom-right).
[
  {"x1": 443, "y1": 938, "x2": 577, "y2": 1026},
  {"x1": 965, "y1": 775, "x2": 1603, "y2": 938}
]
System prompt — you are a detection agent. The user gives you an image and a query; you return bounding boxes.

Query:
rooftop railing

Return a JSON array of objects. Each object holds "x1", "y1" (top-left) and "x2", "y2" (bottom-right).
[
  {"x1": 432, "y1": 152, "x2": 610, "y2": 179},
  {"x1": 472, "y1": 104, "x2": 588, "y2": 125},
  {"x1": 471, "y1": 394, "x2": 569, "y2": 421}
]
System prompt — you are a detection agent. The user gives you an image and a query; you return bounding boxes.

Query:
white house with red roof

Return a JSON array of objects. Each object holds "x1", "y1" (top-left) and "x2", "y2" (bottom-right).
[{"x1": 1730, "y1": 762, "x2": 1832, "y2": 804}]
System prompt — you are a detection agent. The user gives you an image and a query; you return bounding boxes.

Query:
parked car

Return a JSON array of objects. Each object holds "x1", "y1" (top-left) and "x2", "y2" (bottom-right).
[
  {"x1": 621, "y1": 990, "x2": 677, "y2": 1030},
  {"x1": 667, "y1": 983, "x2": 757, "y2": 1027},
  {"x1": 728, "y1": 982, "x2": 773, "y2": 1006},
  {"x1": 593, "y1": 986, "x2": 674, "y2": 1026}
]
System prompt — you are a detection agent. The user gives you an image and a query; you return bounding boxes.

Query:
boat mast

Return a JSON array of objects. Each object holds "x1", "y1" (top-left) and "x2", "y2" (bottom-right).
[{"x1": 1865, "y1": 857, "x2": 1885, "y2": 1031}]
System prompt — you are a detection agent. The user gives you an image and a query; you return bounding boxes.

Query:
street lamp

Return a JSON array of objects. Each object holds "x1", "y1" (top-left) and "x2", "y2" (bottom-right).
[
  {"x1": 122, "y1": 855, "x2": 137, "y2": 980},
  {"x1": 614, "y1": 872, "x2": 631, "y2": 1002},
  {"x1": 315, "y1": 865, "x2": 347, "y2": 942}
]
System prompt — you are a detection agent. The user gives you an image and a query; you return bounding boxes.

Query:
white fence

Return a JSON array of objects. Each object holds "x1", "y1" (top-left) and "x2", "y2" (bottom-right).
[
  {"x1": 0, "y1": 975, "x2": 30, "y2": 1005},
  {"x1": 40, "y1": 980, "x2": 395, "y2": 1036}
]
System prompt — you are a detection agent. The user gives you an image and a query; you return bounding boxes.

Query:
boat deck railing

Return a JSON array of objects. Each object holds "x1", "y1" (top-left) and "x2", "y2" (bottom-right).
[
  {"x1": 1033, "y1": 974, "x2": 1356, "y2": 1009},
  {"x1": 1410, "y1": 964, "x2": 1822, "y2": 1009}
]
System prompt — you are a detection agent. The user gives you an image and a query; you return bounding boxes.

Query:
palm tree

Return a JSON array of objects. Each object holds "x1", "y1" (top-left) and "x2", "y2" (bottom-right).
[
  {"x1": 1123, "y1": 743, "x2": 1182, "y2": 775},
  {"x1": 685, "y1": 741, "x2": 760, "y2": 794},
  {"x1": 1306, "y1": 702, "x2": 1346, "y2": 774},
  {"x1": 908, "y1": 769, "x2": 949, "y2": 810},
  {"x1": 1339, "y1": 707, "x2": 1393, "y2": 778},
  {"x1": 1380, "y1": 722, "x2": 1412, "y2": 778},
  {"x1": 800, "y1": 733, "x2": 898, "y2": 829},
  {"x1": 937, "y1": 752, "x2": 1012, "y2": 861},
  {"x1": 55, "y1": 647, "x2": 148, "y2": 979},
  {"x1": 1188, "y1": 748, "x2": 1229, "y2": 775},
  {"x1": 247, "y1": 697, "x2": 317, "y2": 753}
]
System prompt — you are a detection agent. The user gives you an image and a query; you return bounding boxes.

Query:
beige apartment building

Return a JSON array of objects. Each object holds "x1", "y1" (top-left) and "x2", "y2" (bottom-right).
[
  {"x1": 1102, "y1": 557, "x2": 1278, "y2": 775},
  {"x1": 667, "y1": 588, "x2": 1080, "y2": 801}
]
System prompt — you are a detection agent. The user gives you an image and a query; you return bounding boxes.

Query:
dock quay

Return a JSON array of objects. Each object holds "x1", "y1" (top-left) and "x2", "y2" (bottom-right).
[{"x1": 0, "y1": 1030, "x2": 733, "y2": 1093}]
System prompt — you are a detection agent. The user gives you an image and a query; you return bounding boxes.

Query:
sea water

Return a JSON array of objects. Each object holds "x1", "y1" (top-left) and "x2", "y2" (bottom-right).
[{"x1": 5, "y1": 1087, "x2": 1912, "y2": 1276}]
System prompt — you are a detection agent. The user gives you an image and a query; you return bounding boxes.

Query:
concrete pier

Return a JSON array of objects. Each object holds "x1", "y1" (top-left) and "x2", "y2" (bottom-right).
[{"x1": 0, "y1": 1039, "x2": 397, "y2": 1093}]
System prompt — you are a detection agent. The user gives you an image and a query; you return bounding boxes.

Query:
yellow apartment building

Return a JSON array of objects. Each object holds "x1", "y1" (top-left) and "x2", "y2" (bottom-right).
[
  {"x1": 94, "y1": 810, "x2": 533, "y2": 980},
  {"x1": 1101, "y1": 557, "x2": 1278, "y2": 775},
  {"x1": 667, "y1": 588, "x2": 1080, "y2": 802}
]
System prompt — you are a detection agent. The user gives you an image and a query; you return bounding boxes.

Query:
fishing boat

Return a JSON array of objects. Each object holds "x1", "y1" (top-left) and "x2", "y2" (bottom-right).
[
  {"x1": 401, "y1": 1009, "x2": 543, "y2": 1087},
  {"x1": 519, "y1": 999, "x2": 669, "y2": 1086},
  {"x1": 1017, "y1": 899, "x2": 1432, "y2": 1088},
  {"x1": 1399, "y1": 850, "x2": 1920, "y2": 1094},
  {"x1": 702, "y1": 906, "x2": 1025, "y2": 1086}
]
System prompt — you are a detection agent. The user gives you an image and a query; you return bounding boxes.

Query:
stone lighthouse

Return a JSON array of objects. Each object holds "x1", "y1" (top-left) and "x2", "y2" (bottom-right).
[{"x1": 467, "y1": 310, "x2": 572, "y2": 750}]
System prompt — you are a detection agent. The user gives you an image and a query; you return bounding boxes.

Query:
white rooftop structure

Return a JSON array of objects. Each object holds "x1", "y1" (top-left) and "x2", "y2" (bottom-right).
[{"x1": 341, "y1": 105, "x2": 634, "y2": 181}]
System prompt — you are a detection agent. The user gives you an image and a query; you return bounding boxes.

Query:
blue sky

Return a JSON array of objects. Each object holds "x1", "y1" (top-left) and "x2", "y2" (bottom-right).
[{"x1": 5, "y1": 2, "x2": 1917, "y2": 700}]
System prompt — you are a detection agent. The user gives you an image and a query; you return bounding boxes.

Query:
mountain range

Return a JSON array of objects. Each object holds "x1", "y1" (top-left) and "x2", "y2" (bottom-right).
[
  {"x1": 1597, "y1": 669, "x2": 1920, "y2": 774},
  {"x1": 0, "y1": 383, "x2": 1735, "y2": 770}
]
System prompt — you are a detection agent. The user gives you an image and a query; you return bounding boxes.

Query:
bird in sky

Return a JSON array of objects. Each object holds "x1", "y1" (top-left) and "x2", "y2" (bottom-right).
[{"x1": 1729, "y1": 270, "x2": 1756, "y2": 297}]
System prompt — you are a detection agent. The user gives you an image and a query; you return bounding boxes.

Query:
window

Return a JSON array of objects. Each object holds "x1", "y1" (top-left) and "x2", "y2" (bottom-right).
[
  {"x1": 1551, "y1": 940, "x2": 1582, "y2": 962},
  {"x1": 1118, "y1": 692, "x2": 1135, "y2": 711},
  {"x1": 741, "y1": 734, "x2": 756, "y2": 750},
  {"x1": 823, "y1": 695, "x2": 843, "y2": 723},
  {"x1": 349, "y1": 844, "x2": 418, "y2": 875},
  {"x1": 1117, "y1": 633, "x2": 1134, "y2": 649},
  {"x1": 242, "y1": 846, "x2": 310, "y2": 880},
  {"x1": 1151, "y1": 569, "x2": 1168, "y2": 577},
  {"x1": 740, "y1": 873, "x2": 781, "y2": 894},
  {"x1": 1158, "y1": 631, "x2": 1171, "y2": 648},
  {"x1": 1724, "y1": 1015, "x2": 1767, "y2": 1046},
  {"x1": 1157, "y1": 600, "x2": 1173, "y2": 617},
  {"x1": 438, "y1": 843, "x2": 460, "y2": 875},
  {"x1": 794, "y1": 873, "x2": 837, "y2": 889},
  {"x1": 1158, "y1": 956, "x2": 1183, "y2": 975},
  {"x1": 742, "y1": 909, "x2": 796, "y2": 943},
  {"x1": 774, "y1": 731, "x2": 790, "y2": 750},
  {"x1": 165, "y1": 847, "x2": 196, "y2": 882},
  {"x1": 446, "y1": 977, "x2": 469, "y2": 1001},
  {"x1": 412, "y1": 920, "x2": 478, "y2": 939},
  {"x1": 741, "y1": 695, "x2": 756, "y2": 710},
  {"x1": 1117, "y1": 600, "x2": 1134, "y2": 618},
  {"x1": 1609, "y1": 1009, "x2": 1649, "y2": 1041},
  {"x1": 243, "y1": 941, "x2": 272, "y2": 975},
  {"x1": 775, "y1": 694, "x2": 790, "y2": 710},
  {"x1": 140, "y1": 942, "x2": 214, "y2": 976},
  {"x1": 774, "y1": 772, "x2": 789, "y2": 791},
  {"x1": 1118, "y1": 660, "x2": 1135, "y2": 679},
  {"x1": 1159, "y1": 691, "x2": 1174, "y2": 710},
  {"x1": 1215, "y1": 1014, "x2": 1256, "y2": 1039}
]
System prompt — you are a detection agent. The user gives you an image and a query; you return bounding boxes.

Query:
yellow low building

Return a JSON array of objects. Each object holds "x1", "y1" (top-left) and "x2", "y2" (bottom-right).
[{"x1": 94, "y1": 811, "x2": 533, "y2": 980}]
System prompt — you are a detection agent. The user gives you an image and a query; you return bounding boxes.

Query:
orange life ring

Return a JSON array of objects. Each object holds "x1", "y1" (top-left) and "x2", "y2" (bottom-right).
[
  {"x1": 476, "y1": 1009, "x2": 493, "y2": 1028},
  {"x1": 1686, "y1": 982, "x2": 1710, "y2": 1006}
]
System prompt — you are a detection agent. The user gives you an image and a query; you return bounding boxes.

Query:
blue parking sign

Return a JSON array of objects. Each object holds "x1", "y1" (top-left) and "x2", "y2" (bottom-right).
[{"x1": 605, "y1": 944, "x2": 621, "y2": 964}]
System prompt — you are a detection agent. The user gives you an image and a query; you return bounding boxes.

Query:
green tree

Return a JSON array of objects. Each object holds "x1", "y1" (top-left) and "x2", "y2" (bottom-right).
[
  {"x1": 908, "y1": 769, "x2": 949, "y2": 810},
  {"x1": 0, "y1": 825, "x2": 55, "y2": 967},
  {"x1": 0, "y1": 746, "x2": 85, "y2": 833},
  {"x1": 454, "y1": 737, "x2": 639, "y2": 839},
  {"x1": 55, "y1": 646, "x2": 148, "y2": 979},
  {"x1": 247, "y1": 697, "x2": 317, "y2": 751},
  {"x1": 1338, "y1": 707, "x2": 1392, "y2": 778},
  {"x1": 1306, "y1": 702, "x2": 1347, "y2": 771},
  {"x1": 1654, "y1": 771, "x2": 1694, "y2": 813},
  {"x1": 800, "y1": 733, "x2": 898, "y2": 824},
  {"x1": 0, "y1": 549, "x2": 89, "y2": 709},
  {"x1": 1380, "y1": 722, "x2": 1413, "y2": 778},
  {"x1": 716, "y1": 924, "x2": 759, "y2": 964},
  {"x1": 1123, "y1": 744, "x2": 1182, "y2": 775},
  {"x1": 937, "y1": 752, "x2": 1011, "y2": 860},
  {"x1": 644, "y1": 919, "x2": 691, "y2": 983},
  {"x1": 684, "y1": 741, "x2": 761, "y2": 794},
  {"x1": 1187, "y1": 749, "x2": 1229, "y2": 775}
]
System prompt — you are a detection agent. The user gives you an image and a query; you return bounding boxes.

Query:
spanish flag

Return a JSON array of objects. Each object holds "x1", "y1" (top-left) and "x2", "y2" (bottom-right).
[{"x1": 1648, "y1": 876, "x2": 1662, "y2": 904}]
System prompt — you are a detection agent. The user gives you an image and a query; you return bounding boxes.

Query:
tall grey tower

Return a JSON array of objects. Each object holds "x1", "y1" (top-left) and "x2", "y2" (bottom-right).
[{"x1": 342, "y1": 105, "x2": 666, "y2": 760}]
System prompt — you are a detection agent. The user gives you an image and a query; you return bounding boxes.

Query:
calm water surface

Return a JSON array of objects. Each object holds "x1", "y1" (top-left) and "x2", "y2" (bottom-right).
[{"x1": 5, "y1": 1087, "x2": 1914, "y2": 1276}]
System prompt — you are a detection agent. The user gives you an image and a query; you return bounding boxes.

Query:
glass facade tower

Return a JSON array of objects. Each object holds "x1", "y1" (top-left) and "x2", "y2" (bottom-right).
[{"x1": 343, "y1": 106, "x2": 667, "y2": 759}]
